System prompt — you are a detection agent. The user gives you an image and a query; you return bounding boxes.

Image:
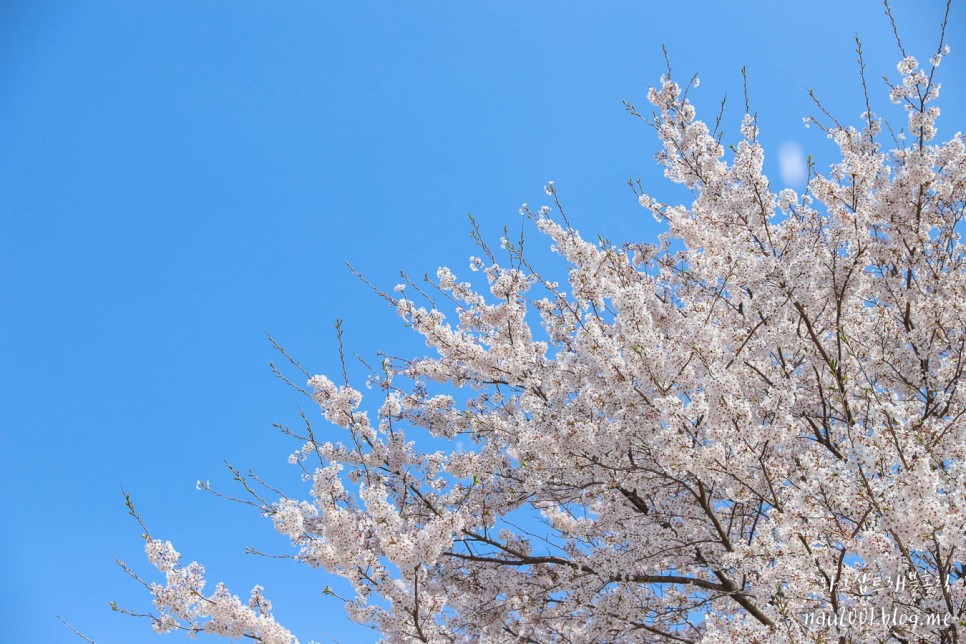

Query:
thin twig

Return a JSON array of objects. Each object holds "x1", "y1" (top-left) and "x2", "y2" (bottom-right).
[{"x1": 57, "y1": 616, "x2": 96, "y2": 644}]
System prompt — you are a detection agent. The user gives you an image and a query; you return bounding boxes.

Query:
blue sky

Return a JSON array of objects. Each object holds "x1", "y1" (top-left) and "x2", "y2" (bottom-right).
[{"x1": 1, "y1": 2, "x2": 963, "y2": 642}]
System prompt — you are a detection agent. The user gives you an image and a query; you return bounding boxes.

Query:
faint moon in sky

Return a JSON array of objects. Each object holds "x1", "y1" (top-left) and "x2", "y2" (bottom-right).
[{"x1": 777, "y1": 141, "x2": 807, "y2": 186}]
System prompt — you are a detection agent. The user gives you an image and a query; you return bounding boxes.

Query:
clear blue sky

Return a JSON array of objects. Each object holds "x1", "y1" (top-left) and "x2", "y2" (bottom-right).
[{"x1": 2, "y1": 2, "x2": 963, "y2": 642}]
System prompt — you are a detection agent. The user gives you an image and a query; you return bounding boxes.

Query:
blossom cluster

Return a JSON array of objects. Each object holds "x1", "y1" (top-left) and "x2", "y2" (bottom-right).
[{"x1": 142, "y1": 538, "x2": 298, "y2": 643}]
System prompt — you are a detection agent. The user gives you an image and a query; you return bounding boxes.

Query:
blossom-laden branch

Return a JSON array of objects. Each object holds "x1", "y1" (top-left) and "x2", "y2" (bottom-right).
[{"x1": 117, "y1": 494, "x2": 298, "y2": 643}]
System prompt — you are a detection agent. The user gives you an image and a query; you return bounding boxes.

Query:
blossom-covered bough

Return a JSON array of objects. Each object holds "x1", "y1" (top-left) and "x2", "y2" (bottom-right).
[{"x1": 125, "y1": 5, "x2": 966, "y2": 643}]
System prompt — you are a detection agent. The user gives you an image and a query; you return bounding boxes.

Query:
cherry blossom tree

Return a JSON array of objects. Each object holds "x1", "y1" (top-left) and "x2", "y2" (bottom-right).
[{"x1": 122, "y1": 6, "x2": 966, "y2": 643}]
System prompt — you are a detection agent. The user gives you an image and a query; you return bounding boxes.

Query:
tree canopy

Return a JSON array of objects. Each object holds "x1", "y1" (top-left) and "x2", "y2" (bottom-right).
[{"x1": 124, "y1": 9, "x2": 966, "y2": 643}]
